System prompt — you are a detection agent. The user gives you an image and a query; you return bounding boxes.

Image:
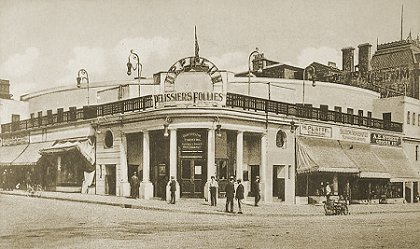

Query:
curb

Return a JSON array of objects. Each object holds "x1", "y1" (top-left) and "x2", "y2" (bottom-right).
[{"x1": 2, "y1": 191, "x2": 420, "y2": 217}]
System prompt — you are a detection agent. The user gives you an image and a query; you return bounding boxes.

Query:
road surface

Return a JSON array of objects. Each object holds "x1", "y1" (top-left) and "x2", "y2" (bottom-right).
[{"x1": 1, "y1": 195, "x2": 419, "y2": 248}]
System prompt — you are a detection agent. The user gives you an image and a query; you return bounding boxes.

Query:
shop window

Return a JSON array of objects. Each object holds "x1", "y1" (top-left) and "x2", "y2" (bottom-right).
[
  {"x1": 407, "y1": 111, "x2": 410, "y2": 124},
  {"x1": 104, "y1": 130, "x2": 114, "y2": 148},
  {"x1": 58, "y1": 154, "x2": 83, "y2": 186}
]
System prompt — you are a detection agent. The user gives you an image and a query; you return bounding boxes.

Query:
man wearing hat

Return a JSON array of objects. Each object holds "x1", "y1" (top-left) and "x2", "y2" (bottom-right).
[
  {"x1": 253, "y1": 176, "x2": 261, "y2": 206},
  {"x1": 225, "y1": 176, "x2": 235, "y2": 212},
  {"x1": 235, "y1": 179, "x2": 245, "y2": 214}
]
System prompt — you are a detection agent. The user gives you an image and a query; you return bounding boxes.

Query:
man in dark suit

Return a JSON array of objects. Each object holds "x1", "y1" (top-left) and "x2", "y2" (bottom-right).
[
  {"x1": 169, "y1": 176, "x2": 177, "y2": 204},
  {"x1": 225, "y1": 176, "x2": 235, "y2": 213},
  {"x1": 236, "y1": 179, "x2": 245, "y2": 214},
  {"x1": 253, "y1": 176, "x2": 261, "y2": 206},
  {"x1": 129, "y1": 172, "x2": 140, "y2": 198}
]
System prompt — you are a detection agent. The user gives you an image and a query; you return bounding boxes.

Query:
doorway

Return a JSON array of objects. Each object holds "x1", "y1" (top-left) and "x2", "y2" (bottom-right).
[
  {"x1": 105, "y1": 164, "x2": 116, "y2": 195},
  {"x1": 179, "y1": 158, "x2": 206, "y2": 197},
  {"x1": 249, "y1": 165, "x2": 260, "y2": 197},
  {"x1": 273, "y1": 165, "x2": 285, "y2": 201},
  {"x1": 150, "y1": 131, "x2": 170, "y2": 199}
]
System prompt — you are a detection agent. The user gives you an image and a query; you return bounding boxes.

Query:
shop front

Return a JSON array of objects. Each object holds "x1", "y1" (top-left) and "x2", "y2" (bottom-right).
[
  {"x1": 40, "y1": 137, "x2": 96, "y2": 193},
  {"x1": 296, "y1": 124, "x2": 420, "y2": 204}
]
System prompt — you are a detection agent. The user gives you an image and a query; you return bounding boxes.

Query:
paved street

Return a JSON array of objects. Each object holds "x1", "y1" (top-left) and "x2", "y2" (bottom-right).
[{"x1": 1, "y1": 194, "x2": 420, "y2": 249}]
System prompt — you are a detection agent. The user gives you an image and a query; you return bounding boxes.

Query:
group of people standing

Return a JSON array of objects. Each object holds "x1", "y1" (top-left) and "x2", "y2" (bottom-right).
[
  {"x1": 223, "y1": 175, "x2": 261, "y2": 214},
  {"x1": 129, "y1": 171, "x2": 262, "y2": 212}
]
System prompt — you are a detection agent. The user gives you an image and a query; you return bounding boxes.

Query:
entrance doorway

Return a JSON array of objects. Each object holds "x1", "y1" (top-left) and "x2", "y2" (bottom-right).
[
  {"x1": 179, "y1": 158, "x2": 206, "y2": 197},
  {"x1": 273, "y1": 165, "x2": 285, "y2": 201},
  {"x1": 177, "y1": 129, "x2": 207, "y2": 198},
  {"x1": 249, "y1": 165, "x2": 260, "y2": 197},
  {"x1": 150, "y1": 131, "x2": 170, "y2": 199},
  {"x1": 105, "y1": 164, "x2": 116, "y2": 195}
]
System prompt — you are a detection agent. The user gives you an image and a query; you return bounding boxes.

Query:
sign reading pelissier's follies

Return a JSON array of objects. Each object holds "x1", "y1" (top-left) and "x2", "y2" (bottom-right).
[{"x1": 370, "y1": 132, "x2": 401, "y2": 146}]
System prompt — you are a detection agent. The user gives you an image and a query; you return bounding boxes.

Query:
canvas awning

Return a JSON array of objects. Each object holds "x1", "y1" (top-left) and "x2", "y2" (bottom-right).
[
  {"x1": 371, "y1": 145, "x2": 420, "y2": 182},
  {"x1": 11, "y1": 141, "x2": 54, "y2": 166},
  {"x1": 338, "y1": 141, "x2": 390, "y2": 179},
  {"x1": 0, "y1": 144, "x2": 28, "y2": 167},
  {"x1": 297, "y1": 137, "x2": 359, "y2": 174},
  {"x1": 40, "y1": 137, "x2": 95, "y2": 171}
]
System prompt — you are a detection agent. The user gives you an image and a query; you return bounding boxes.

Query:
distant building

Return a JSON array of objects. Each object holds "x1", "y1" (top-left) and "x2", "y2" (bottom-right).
[
  {"x1": 316, "y1": 37, "x2": 420, "y2": 99},
  {"x1": 0, "y1": 79, "x2": 12, "y2": 99},
  {"x1": 235, "y1": 53, "x2": 304, "y2": 80}
]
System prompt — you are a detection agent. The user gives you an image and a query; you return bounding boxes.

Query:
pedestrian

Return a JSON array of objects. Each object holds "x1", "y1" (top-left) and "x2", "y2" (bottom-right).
[
  {"x1": 253, "y1": 176, "x2": 261, "y2": 206},
  {"x1": 225, "y1": 176, "x2": 235, "y2": 212},
  {"x1": 209, "y1": 176, "x2": 218, "y2": 206},
  {"x1": 26, "y1": 171, "x2": 32, "y2": 191},
  {"x1": 169, "y1": 176, "x2": 176, "y2": 204},
  {"x1": 129, "y1": 172, "x2": 140, "y2": 198},
  {"x1": 236, "y1": 179, "x2": 244, "y2": 214},
  {"x1": 325, "y1": 182, "x2": 332, "y2": 202}
]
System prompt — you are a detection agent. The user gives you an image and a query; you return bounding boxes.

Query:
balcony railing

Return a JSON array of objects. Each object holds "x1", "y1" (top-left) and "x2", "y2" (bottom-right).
[{"x1": 1, "y1": 93, "x2": 402, "y2": 134}]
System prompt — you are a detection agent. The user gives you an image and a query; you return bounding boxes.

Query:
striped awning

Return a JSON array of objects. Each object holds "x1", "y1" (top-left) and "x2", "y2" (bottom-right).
[
  {"x1": 297, "y1": 137, "x2": 359, "y2": 174},
  {"x1": 11, "y1": 141, "x2": 54, "y2": 166},
  {"x1": 339, "y1": 141, "x2": 390, "y2": 179},
  {"x1": 371, "y1": 145, "x2": 420, "y2": 182},
  {"x1": 40, "y1": 137, "x2": 95, "y2": 171},
  {"x1": 0, "y1": 144, "x2": 28, "y2": 167}
]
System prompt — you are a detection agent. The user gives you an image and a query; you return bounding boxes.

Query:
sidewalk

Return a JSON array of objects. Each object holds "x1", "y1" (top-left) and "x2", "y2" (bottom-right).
[{"x1": 2, "y1": 190, "x2": 420, "y2": 217}]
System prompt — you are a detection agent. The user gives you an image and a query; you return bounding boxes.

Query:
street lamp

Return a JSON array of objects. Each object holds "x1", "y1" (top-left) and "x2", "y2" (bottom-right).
[
  {"x1": 248, "y1": 48, "x2": 261, "y2": 95},
  {"x1": 302, "y1": 65, "x2": 316, "y2": 104},
  {"x1": 127, "y1": 49, "x2": 142, "y2": 97},
  {"x1": 76, "y1": 69, "x2": 90, "y2": 105}
]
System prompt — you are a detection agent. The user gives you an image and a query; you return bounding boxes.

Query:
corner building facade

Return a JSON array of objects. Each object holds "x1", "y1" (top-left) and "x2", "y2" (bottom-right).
[{"x1": 1, "y1": 51, "x2": 419, "y2": 205}]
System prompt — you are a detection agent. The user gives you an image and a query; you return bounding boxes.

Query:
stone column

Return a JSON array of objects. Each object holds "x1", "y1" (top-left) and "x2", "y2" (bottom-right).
[
  {"x1": 260, "y1": 134, "x2": 270, "y2": 202},
  {"x1": 236, "y1": 131, "x2": 244, "y2": 179},
  {"x1": 205, "y1": 128, "x2": 216, "y2": 204},
  {"x1": 119, "y1": 134, "x2": 130, "y2": 197},
  {"x1": 166, "y1": 128, "x2": 180, "y2": 202},
  {"x1": 140, "y1": 131, "x2": 153, "y2": 200}
]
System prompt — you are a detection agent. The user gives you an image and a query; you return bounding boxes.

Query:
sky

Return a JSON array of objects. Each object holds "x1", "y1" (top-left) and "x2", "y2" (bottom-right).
[{"x1": 1, "y1": 0, "x2": 419, "y2": 98}]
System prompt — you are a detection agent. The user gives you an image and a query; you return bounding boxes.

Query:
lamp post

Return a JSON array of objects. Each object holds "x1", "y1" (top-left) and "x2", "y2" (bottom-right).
[
  {"x1": 302, "y1": 65, "x2": 316, "y2": 104},
  {"x1": 76, "y1": 69, "x2": 90, "y2": 105},
  {"x1": 248, "y1": 48, "x2": 260, "y2": 95},
  {"x1": 127, "y1": 49, "x2": 142, "y2": 97}
]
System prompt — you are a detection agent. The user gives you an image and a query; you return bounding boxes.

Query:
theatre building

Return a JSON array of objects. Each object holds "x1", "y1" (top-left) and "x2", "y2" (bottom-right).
[{"x1": 1, "y1": 39, "x2": 419, "y2": 205}]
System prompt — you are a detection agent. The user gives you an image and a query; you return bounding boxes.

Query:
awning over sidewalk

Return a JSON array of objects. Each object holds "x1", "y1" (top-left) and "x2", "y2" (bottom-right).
[
  {"x1": 297, "y1": 137, "x2": 359, "y2": 174},
  {"x1": 338, "y1": 141, "x2": 390, "y2": 179},
  {"x1": 40, "y1": 137, "x2": 95, "y2": 171},
  {"x1": 11, "y1": 141, "x2": 54, "y2": 166},
  {"x1": 0, "y1": 144, "x2": 28, "y2": 167},
  {"x1": 371, "y1": 145, "x2": 420, "y2": 182}
]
